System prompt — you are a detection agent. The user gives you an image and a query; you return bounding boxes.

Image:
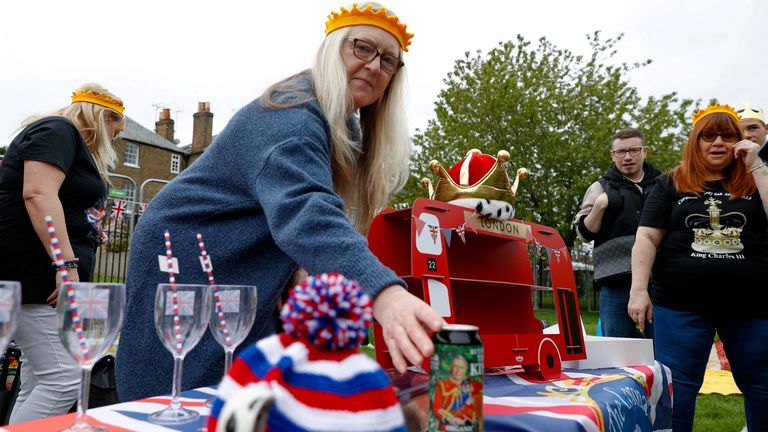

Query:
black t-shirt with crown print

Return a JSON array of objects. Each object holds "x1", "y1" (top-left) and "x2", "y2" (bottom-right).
[
  {"x1": 639, "y1": 174, "x2": 768, "y2": 318},
  {"x1": 0, "y1": 117, "x2": 107, "y2": 304}
]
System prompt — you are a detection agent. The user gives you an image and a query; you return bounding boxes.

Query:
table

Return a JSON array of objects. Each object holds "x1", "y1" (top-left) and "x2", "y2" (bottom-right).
[
  {"x1": 3, "y1": 362, "x2": 671, "y2": 431},
  {"x1": 2, "y1": 387, "x2": 216, "y2": 432},
  {"x1": 482, "y1": 361, "x2": 672, "y2": 432}
]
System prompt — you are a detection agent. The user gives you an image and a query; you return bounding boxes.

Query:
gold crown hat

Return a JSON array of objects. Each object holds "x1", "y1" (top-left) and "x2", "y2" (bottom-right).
[
  {"x1": 71, "y1": 90, "x2": 125, "y2": 115},
  {"x1": 421, "y1": 149, "x2": 528, "y2": 220},
  {"x1": 326, "y1": 3, "x2": 413, "y2": 52},
  {"x1": 692, "y1": 103, "x2": 740, "y2": 126}
]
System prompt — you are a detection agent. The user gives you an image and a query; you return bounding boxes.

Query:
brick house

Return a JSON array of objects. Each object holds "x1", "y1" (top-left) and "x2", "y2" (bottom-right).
[{"x1": 109, "y1": 103, "x2": 214, "y2": 209}]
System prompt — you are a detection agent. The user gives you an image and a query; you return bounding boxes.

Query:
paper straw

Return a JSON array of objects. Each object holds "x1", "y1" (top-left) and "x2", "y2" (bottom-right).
[
  {"x1": 196, "y1": 234, "x2": 232, "y2": 347},
  {"x1": 164, "y1": 231, "x2": 183, "y2": 354},
  {"x1": 46, "y1": 216, "x2": 91, "y2": 361}
]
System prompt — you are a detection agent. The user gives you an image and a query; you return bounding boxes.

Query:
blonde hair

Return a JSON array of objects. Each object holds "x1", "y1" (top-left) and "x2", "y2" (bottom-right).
[
  {"x1": 262, "y1": 6, "x2": 411, "y2": 234},
  {"x1": 22, "y1": 83, "x2": 122, "y2": 181}
]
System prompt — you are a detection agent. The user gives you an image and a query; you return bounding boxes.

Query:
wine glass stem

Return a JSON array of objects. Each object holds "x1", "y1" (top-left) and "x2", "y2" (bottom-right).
[
  {"x1": 75, "y1": 366, "x2": 92, "y2": 425},
  {"x1": 171, "y1": 356, "x2": 184, "y2": 411},
  {"x1": 224, "y1": 349, "x2": 234, "y2": 375}
]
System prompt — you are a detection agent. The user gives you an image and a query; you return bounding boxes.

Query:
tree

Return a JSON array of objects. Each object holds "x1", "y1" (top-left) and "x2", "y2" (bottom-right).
[{"x1": 395, "y1": 32, "x2": 694, "y2": 240}]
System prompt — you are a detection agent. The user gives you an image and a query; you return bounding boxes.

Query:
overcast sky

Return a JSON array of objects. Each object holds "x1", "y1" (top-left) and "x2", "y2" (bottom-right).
[{"x1": 1, "y1": 0, "x2": 765, "y2": 147}]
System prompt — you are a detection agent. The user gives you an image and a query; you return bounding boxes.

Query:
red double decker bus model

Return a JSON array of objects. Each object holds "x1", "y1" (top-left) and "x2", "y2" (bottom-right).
[{"x1": 369, "y1": 149, "x2": 586, "y2": 380}]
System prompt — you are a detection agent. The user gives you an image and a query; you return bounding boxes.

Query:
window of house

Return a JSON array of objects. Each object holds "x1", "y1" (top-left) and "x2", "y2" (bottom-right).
[
  {"x1": 123, "y1": 182, "x2": 136, "y2": 202},
  {"x1": 170, "y1": 154, "x2": 180, "y2": 174},
  {"x1": 124, "y1": 142, "x2": 139, "y2": 167}
]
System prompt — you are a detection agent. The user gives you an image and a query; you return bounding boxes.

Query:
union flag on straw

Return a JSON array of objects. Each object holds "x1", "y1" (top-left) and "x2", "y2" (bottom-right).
[
  {"x1": 110, "y1": 199, "x2": 127, "y2": 220},
  {"x1": 76, "y1": 287, "x2": 110, "y2": 319},
  {"x1": 0, "y1": 290, "x2": 14, "y2": 323},
  {"x1": 216, "y1": 290, "x2": 240, "y2": 313},
  {"x1": 164, "y1": 290, "x2": 196, "y2": 316},
  {"x1": 137, "y1": 203, "x2": 148, "y2": 217}
]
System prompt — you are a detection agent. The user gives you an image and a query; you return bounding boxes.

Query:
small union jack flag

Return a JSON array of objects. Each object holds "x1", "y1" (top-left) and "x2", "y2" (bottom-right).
[
  {"x1": 164, "y1": 290, "x2": 196, "y2": 316},
  {"x1": 215, "y1": 290, "x2": 240, "y2": 314},
  {"x1": 456, "y1": 224, "x2": 467, "y2": 244},
  {"x1": 552, "y1": 247, "x2": 562, "y2": 263},
  {"x1": 0, "y1": 290, "x2": 15, "y2": 323},
  {"x1": 75, "y1": 287, "x2": 110, "y2": 320},
  {"x1": 110, "y1": 199, "x2": 127, "y2": 220},
  {"x1": 429, "y1": 225, "x2": 438, "y2": 244},
  {"x1": 137, "y1": 203, "x2": 147, "y2": 217}
]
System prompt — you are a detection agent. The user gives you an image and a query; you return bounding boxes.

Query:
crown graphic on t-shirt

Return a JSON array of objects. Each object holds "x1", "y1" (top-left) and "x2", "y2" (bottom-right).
[{"x1": 684, "y1": 197, "x2": 745, "y2": 253}]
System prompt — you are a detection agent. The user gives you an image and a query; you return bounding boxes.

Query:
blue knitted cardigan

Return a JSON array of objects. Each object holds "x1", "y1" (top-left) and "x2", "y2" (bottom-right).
[{"x1": 115, "y1": 73, "x2": 404, "y2": 402}]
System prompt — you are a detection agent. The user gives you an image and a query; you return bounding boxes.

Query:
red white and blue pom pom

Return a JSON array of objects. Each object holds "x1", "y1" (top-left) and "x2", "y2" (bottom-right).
[{"x1": 280, "y1": 273, "x2": 373, "y2": 351}]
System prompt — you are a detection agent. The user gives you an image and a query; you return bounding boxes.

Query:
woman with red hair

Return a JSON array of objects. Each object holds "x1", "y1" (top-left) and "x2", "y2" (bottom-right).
[{"x1": 628, "y1": 105, "x2": 768, "y2": 431}]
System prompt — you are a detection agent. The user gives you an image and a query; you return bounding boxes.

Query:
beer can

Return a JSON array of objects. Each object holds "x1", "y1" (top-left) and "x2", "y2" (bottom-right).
[{"x1": 428, "y1": 324, "x2": 483, "y2": 432}]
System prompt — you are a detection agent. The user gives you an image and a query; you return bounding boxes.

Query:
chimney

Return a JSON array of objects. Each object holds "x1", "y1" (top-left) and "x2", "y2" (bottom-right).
[
  {"x1": 155, "y1": 108, "x2": 174, "y2": 142},
  {"x1": 191, "y1": 102, "x2": 213, "y2": 161}
]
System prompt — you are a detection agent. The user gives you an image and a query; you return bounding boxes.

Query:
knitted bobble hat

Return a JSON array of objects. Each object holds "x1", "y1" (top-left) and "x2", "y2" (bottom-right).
[{"x1": 207, "y1": 273, "x2": 406, "y2": 432}]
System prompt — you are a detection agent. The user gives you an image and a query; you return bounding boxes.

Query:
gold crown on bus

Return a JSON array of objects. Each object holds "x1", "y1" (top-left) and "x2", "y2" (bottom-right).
[{"x1": 421, "y1": 149, "x2": 528, "y2": 205}]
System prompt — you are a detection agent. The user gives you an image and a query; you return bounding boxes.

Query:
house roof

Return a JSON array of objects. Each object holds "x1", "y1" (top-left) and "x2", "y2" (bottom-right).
[
  {"x1": 122, "y1": 117, "x2": 183, "y2": 153},
  {"x1": 178, "y1": 134, "x2": 218, "y2": 156}
]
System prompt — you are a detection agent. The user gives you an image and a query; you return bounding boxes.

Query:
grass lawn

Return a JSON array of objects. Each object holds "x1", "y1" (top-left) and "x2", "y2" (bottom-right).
[{"x1": 93, "y1": 274, "x2": 125, "y2": 283}]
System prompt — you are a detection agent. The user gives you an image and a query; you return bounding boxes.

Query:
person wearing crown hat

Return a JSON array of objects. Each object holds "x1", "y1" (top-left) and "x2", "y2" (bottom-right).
[
  {"x1": 738, "y1": 104, "x2": 768, "y2": 164},
  {"x1": 628, "y1": 104, "x2": 768, "y2": 431},
  {"x1": 0, "y1": 83, "x2": 124, "y2": 422},
  {"x1": 573, "y1": 128, "x2": 661, "y2": 339},
  {"x1": 117, "y1": 3, "x2": 444, "y2": 403}
]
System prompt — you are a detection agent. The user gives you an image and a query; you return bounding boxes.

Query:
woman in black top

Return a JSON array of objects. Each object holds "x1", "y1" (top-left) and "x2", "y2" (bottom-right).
[
  {"x1": 629, "y1": 105, "x2": 768, "y2": 432},
  {"x1": 0, "y1": 83, "x2": 124, "y2": 422}
]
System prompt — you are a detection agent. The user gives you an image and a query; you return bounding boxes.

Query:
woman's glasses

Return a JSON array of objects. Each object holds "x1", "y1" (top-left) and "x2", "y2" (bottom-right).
[
  {"x1": 699, "y1": 129, "x2": 740, "y2": 143},
  {"x1": 346, "y1": 38, "x2": 403, "y2": 74}
]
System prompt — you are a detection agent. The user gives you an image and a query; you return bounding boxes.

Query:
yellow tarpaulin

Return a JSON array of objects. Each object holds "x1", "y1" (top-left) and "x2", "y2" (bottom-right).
[{"x1": 699, "y1": 369, "x2": 741, "y2": 395}]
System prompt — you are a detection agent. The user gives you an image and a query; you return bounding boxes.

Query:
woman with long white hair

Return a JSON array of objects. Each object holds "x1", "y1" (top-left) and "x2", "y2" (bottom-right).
[
  {"x1": 0, "y1": 83, "x2": 124, "y2": 422},
  {"x1": 117, "y1": 2, "x2": 443, "y2": 402}
]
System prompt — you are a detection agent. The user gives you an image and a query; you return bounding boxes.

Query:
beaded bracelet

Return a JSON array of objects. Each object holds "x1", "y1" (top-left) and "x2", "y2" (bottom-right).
[
  {"x1": 51, "y1": 258, "x2": 79, "y2": 269},
  {"x1": 749, "y1": 162, "x2": 767, "y2": 173}
]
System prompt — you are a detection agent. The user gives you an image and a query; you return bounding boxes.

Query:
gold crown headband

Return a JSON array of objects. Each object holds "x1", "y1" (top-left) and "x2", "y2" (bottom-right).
[
  {"x1": 71, "y1": 90, "x2": 125, "y2": 115},
  {"x1": 692, "y1": 103, "x2": 740, "y2": 126},
  {"x1": 325, "y1": 3, "x2": 413, "y2": 52}
]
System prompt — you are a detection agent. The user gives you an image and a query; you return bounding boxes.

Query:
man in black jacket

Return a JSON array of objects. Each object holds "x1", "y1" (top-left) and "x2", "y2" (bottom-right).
[{"x1": 573, "y1": 128, "x2": 661, "y2": 338}]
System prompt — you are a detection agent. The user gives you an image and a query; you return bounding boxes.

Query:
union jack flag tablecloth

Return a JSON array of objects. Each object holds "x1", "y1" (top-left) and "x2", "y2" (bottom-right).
[
  {"x1": 3, "y1": 388, "x2": 216, "y2": 432},
  {"x1": 2, "y1": 362, "x2": 671, "y2": 432},
  {"x1": 483, "y1": 361, "x2": 672, "y2": 432}
]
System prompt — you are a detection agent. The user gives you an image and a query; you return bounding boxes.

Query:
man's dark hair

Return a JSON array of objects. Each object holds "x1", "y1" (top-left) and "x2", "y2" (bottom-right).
[{"x1": 611, "y1": 128, "x2": 645, "y2": 146}]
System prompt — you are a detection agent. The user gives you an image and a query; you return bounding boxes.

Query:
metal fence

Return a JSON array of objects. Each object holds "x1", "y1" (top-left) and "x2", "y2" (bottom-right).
[
  {"x1": 531, "y1": 240, "x2": 598, "y2": 312},
  {"x1": 94, "y1": 176, "x2": 169, "y2": 282},
  {"x1": 93, "y1": 199, "x2": 143, "y2": 283}
]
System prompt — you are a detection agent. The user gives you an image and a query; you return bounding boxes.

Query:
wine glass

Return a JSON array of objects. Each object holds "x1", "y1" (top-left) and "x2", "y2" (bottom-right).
[
  {"x1": 150, "y1": 283, "x2": 212, "y2": 424},
  {"x1": 201, "y1": 285, "x2": 257, "y2": 410},
  {"x1": 57, "y1": 282, "x2": 126, "y2": 432},
  {"x1": 209, "y1": 285, "x2": 258, "y2": 375},
  {"x1": 0, "y1": 281, "x2": 21, "y2": 352}
]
